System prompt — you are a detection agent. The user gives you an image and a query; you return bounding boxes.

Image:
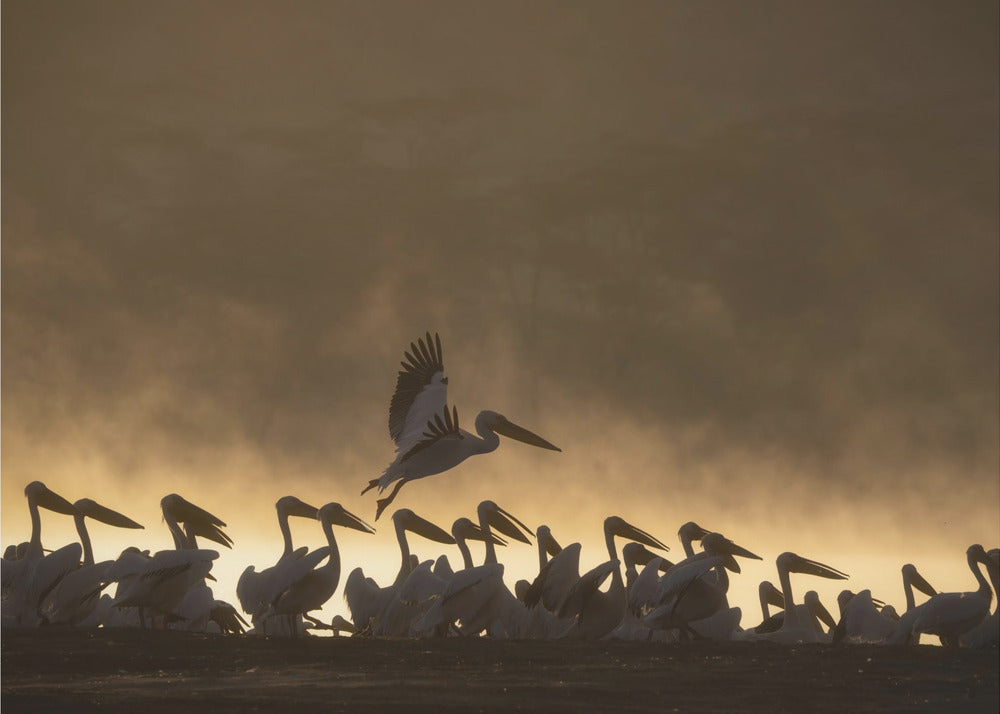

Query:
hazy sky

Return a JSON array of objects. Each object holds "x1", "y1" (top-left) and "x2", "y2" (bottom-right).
[{"x1": 3, "y1": 2, "x2": 998, "y2": 619}]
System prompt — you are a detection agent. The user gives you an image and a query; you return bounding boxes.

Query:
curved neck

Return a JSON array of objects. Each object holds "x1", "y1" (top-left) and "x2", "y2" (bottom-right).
[
  {"x1": 604, "y1": 524, "x2": 623, "y2": 592},
  {"x1": 759, "y1": 587, "x2": 771, "y2": 621},
  {"x1": 777, "y1": 565, "x2": 799, "y2": 629},
  {"x1": 479, "y1": 510, "x2": 499, "y2": 565},
  {"x1": 473, "y1": 415, "x2": 502, "y2": 455},
  {"x1": 537, "y1": 537, "x2": 548, "y2": 571},
  {"x1": 903, "y1": 573, "x2": 916, "y2": 612},
  {"x1": 27, "y1": 498, "x2": 43, "y2": 556},
  {"x1": 395, "y1": 520, "x2": 412, "y2": 581},
  {"x1": 968, "y1": 551, "x2": 992, "y2": 602},
  {"x1": 681, "y1": 534, "x2": 696, "y2": 559},
  {"x1": 277, "y1": 509, "x2": 293, "y2": 558},
  {"x1": 74, "y1": 514, "x2": 94, "y2": 565},
  {"x1": 456, "y1": 536, "x2": 474, "y2": 570},
  {"x1": 164, "y1": 511, "x2": 187, "y2": 550},
  {"x1": 321, "y1": 521, "x2": 341, "y2": 585}
]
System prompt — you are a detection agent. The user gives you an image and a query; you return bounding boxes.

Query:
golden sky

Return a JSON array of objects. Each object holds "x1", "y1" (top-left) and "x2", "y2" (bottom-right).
[{"x1": 2, "y1": 1, "x2": 998, "y2": 626}]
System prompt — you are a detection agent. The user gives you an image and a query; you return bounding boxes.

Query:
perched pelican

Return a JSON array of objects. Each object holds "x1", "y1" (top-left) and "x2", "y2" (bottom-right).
[
  {"x1": 2, "y1": 482, "x2": 81, "y2": 627},
  {"x1": 891, "y1": 544, "x2": 992, "y2": 647},
  {"x1": 961, "y1": 548, "x2": 999, "y2": 648},
  {"x1": 109, "y1": 494, "x2": 229, "y2": 626},
  {"x1": 237, "y1": 496, "x2": 321, "y2": 634},
  {"x1": 270, "y1": 503, "x2": 375, "y2": 637},
  {"x1": 832, "y1": 589, "x2": 895, "y2": 644},
  {"x1": 750, "y1": 552, "x2": 848, "y2": 643},
  {"x1": 39, "y1": 499, "x2": 144, "y2": 626},
  {"x1": 410, "y1": 501, "x2": 535, "y2": 638},
  {"x1": 361, "y1": 333, "x2": 561, "y2": 519},
  {"x1": 344, "y1": 508, "x2": 455, "y2": 635},
  {"x1": 548, "y1": 516, "x2": 669, "y2": 640}
]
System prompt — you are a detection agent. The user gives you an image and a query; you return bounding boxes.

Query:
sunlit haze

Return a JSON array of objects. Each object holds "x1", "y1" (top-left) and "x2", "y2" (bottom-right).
[{"x1": 2, "y1": 1, "x2": 998, "y2": 634}]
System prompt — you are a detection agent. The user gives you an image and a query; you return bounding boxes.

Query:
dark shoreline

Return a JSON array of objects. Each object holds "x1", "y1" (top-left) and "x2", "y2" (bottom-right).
[{"x1": 2, "y1": 629, "x2": 997, "y2": 713}]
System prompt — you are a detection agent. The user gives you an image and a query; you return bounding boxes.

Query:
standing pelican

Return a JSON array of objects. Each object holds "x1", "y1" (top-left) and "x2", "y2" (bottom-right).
[
  {"x1": 39, "y1": 499, "x2": 144, "y2": 626},
  {"x1": 237, "y1": 496, "x2": 321, "y2": 634},
  {"x1": 891, "y1": 544, "x2": 993, "y2": 647},
  {"x1": 270, "y1": 503, "x2": 375, "y2": 637},
  {"x1": 344, "y1": 508, "x2": 455, "y2": 634},
  {"x1": 2, "y1": 482, "x2": 81, "y2": 627},
  {"x1": 109, "y1": 494, "x2": 228, "y2": 626},
  {"x1": 750, "y1": 552, "x2": 848, "y2": 644},
  {"x1": 361, "y1": 333, "x2": 561, "y2": 519}
]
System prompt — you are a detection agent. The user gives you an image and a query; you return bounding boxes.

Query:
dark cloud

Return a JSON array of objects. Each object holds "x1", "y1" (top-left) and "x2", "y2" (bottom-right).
[{"x1": 2, "y1": 1, "x2": 997, "y2": 547}]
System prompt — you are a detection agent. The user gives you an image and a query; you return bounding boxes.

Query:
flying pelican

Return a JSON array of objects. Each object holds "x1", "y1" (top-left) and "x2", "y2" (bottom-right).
[
  {"x1": 2, "y1": 482, "x2": 81, "y2": 627},
  {"x1": 890, "y1": 544, "x2": 993, "y2": 647},
  {"x1": 237, "y1": 496, "x2": 321, "y2": 635},
  {"x1": 361, "y1": 333, "x2": 561, "y2": 520},
  {"x1": 269, "y1": 503, "x2": 375, "y2": 637},
  {"x1": 39, "y1": 498, "x2": 144, "y2": 626}
]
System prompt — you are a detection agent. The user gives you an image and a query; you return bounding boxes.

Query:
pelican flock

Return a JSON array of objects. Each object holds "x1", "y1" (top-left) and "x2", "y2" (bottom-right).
[{"x1": 2, "y1": 334, "x2": 996, "y2": 648}]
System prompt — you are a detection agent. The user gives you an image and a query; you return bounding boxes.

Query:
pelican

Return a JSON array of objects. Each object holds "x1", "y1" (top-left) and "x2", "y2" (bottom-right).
[
  {"x1": 961, "y1": 548, "x2": 999, "y2": 648},
  {"x1": 39, "y1": 498, "x2": 144, "y2": 626},
  {"x1": 637, "y1": 532, "x2": 759, "y2": 640},
  {"x1": 550, "y1": 516, "x2": 669, "y2": 640},
  {"x1": 411, "y1": 501, "x2": 535, "y2": 638},
  {"x1": 361, "y1": 333, "x2": 561, "y2": 520},
  {"x1": 344, "y1": 508, "x2": 455, "y2": 635},
  {"x1": 109, "y1": 494, "x2": 229, "y2": 626},
  {"x1": 270, "y1": 503, "x2": 375, "y2": 637},
  {"x1": 750, "y1": 552, "x2": 848, "y2": 643},
  {"x1": 237, "y1": 496, "x2": 321, "y2": 635},
  {"x1": 891, "y1": 544, "x2": 992, "y2": 647},
  {"x1": 831, "y1": 589, "x2": 895, "y2": 644},
  {"x1": 2, "y1": 482, "x2": 81, "y2": 627}
]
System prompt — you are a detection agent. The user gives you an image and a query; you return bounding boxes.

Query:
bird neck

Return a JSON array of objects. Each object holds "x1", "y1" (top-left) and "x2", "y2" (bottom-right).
[
  {"x1": 456, "y1": 537, "x2": 474, "y2": 570},
  {"x1": 967, "y1": 551, "x2": 992, "y2": 602},
  {"x1": 395, "y1": 520, "x2": 412, "y2": 581},
  {"x1": 604, "y1": 527, "x2": 623, "y2": 592},
  {"x1": 27, "y1": 498, "x2": 43, "y2": 556},
  {"x1": 278, "y1": 510, "x2": 293, "y2": 558},
  {"x1": 479, "y1": 512, "x2": 499, "y2": 565},
  {"x1": 777, "y1": 566, "x2": 798, "y2": 629},
  {"x1": 74, "y1": 514, "x2": 94, "y2": 566},
  {"x1": 473, "y1": 414, "x2": 501, "y2": 455},
  {"x1": 164, "y1": 511, "x2": 186, "y2": 550},
  {"x1": 321, "y1": 520, "x2": 341, "y2": 583}
]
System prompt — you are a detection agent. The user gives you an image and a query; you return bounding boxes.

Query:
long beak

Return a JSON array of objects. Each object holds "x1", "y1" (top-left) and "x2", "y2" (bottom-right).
[
  {"x1": 481, "y1": 502, "x2": 534, "y2": 544},
  {"x1": 163, "y1": 494, "x2": 227, "y2": 528},
  {"x1": 493, "y1": 418, "x2": 561, "y2": 452},
  {"x1": 290, "y1": 500, "x2": 321, "y2": 519},
  {"x1": 74, "y1": 499, "x2": 144, "y2": 529},
  {"x1": 463, "y1": 522, "x2": 507, "y2": 546},
  {"x1": 404, "y1": 512, "x2": 456, "y2": 545},
  {"x1": 617, "y1": 519, "x2": 670, "y2": 552},
  {"x1": 333, "y1": 507, "x2": 376, "y2": 534},
  {"x1": 36, "y1": 486, "x2": 77, "y2": 516},
  {"x1": 787, "y1": 553, "x2": 849, "y2": 580},
  {"x1": 807, "y1": 593, "x2": 837, "y2": 630},
  {"x1": 904, "y1": 564, "x2": 937, "y2": 597},
  {"x1": 186, "y1": 521, "x2": 234, "y2": 549},
  {"x1": 760, "y1": 581, "x2": 785, "y2": 609}
]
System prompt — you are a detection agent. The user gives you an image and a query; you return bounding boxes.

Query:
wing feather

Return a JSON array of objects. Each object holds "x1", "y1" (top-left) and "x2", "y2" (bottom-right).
[{"x1": 389, "y1": 332, "x2": 448, "y2": 454}]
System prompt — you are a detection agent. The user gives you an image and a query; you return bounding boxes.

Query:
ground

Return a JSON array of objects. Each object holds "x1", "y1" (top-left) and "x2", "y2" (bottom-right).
[{"x1": 2, "y1": 629, "x2": 997, "y2": 713}]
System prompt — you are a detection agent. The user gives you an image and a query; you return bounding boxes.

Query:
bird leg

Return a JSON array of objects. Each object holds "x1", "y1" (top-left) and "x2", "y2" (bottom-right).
[
  {"x1": 375, "y1": 479, "x2": 408, "y2": 521},
  {"x1": 360, "y1": 478, "x2": 381, "y2": 496}
]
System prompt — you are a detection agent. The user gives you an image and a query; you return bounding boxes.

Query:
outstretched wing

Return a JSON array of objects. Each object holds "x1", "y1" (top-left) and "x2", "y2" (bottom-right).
[
  {"x1": 399, "y1": 405, "x2": 463, "y2": 464},
  {"x1": 389, "y1": 332, "x2": 448, "y2": 455}
]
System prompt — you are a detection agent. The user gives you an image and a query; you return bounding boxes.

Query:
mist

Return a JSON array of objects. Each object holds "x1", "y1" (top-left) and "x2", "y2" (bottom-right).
[{"x1": 3, "y1": 1, "x2": 998, "y2": 613}]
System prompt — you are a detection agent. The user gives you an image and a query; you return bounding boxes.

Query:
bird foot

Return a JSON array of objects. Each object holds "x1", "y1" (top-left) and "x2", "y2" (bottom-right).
[{"x1": 360, "y1": 478, "x2": 380, "y2": 496}]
